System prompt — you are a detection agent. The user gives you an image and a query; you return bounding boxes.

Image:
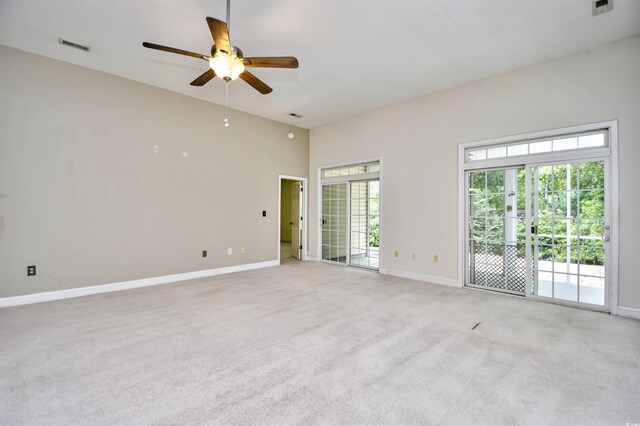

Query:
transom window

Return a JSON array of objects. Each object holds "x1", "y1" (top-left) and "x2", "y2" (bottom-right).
[
  {"x1": 466, "y1": 131, "x2": 607, "y2": 163},
  {"x1": 321, "y1": 162, "x2": 379, "y2": 179}
]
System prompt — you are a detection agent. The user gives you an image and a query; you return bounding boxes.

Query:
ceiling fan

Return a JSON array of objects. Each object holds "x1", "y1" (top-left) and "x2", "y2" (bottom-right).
[{"x1": 142, "y1": 0, "x2": 298, "y2": 95}]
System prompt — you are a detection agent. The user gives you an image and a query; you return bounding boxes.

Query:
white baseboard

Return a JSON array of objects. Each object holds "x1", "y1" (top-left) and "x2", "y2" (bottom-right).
[
  {"x1": 616, "y1": 306, "x2": 640, "y2": 320},
  {"x1": 0, "y1": 260, "x2": 279, "y2": 309},
  {"x1": 380, "y1": 268, "x2": 461, "y2": 288}
]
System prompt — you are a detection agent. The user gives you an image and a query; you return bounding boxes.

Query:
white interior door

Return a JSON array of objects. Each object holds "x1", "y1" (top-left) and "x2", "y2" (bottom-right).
[{"x1": 290, "y1": 181, "x2": 302, "y2": 260}]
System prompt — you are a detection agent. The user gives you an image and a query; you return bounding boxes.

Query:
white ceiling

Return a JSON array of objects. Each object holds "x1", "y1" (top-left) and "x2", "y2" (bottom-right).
[{"x1": 1, "y1": 1, "x2": 639, "y2": 129}]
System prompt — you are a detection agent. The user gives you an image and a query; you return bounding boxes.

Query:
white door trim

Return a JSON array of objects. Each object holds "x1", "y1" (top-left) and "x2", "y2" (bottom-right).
[{"x1": 278, "y1": 175, "x2": 308, "y2": 264}]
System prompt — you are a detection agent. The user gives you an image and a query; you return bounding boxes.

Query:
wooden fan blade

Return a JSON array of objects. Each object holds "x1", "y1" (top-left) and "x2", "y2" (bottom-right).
[
  {"x1": 142, "y1": 42, "x2": 209, "y2": 60},
  {"x1": 243, "y1": 57, "x2": 299, "y2": 68},
  {"x1": 206, "y1": 17, "x2": 231, "y2": 54},
  {"x1": 190, "y1": 69, "x2": 216, "y2": 86},
  {"x1": 239, "y1": 71, "x2": 272, "y2": 95}
]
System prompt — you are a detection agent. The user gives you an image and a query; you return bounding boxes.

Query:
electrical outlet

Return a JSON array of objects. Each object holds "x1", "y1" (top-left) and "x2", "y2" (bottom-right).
[
  {"x1": 433, "y1": 255, "x2": 439, "y2": 263},
  {"x1": 227, "y1": 248, "x2": 232, "y2": 255},
  {"x1": 202, "y1": 250, "x2": 207, "y2": 258},
  {"x1": 240, "y1": 247, "x2": 245, "y2": 253},
  {"x1": 394, "y1": 250, "x2": 399, "y2": 258},
  {"x1": 27, "y1": 265, "x2": 36, "y2": 276}
]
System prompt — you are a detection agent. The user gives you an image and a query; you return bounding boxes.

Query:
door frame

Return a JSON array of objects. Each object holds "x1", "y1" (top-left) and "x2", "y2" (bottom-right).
[
  {"x1": 458, "y1": 120, "x2": 619, "y2": 313},
  {"x1": 278, "y1": 175, "x2": 308, "y2": 264}
]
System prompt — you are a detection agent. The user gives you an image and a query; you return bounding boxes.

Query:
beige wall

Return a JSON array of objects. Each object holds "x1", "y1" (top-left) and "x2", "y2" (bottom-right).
[
  {"x1": 309, "y1": 36, "x2": 640, "y2": 310},
  {"x1": 280, "y1": 179, "x2": 294, "y2": 242},
  {"x1": 0, "y1": 45, "x2": 309, "y2": 298}
]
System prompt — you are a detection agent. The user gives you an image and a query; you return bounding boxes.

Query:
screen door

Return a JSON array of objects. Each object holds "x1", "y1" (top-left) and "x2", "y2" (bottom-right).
[{"x1": 467, "y1": 167, "x2": 527, "y2": 295}]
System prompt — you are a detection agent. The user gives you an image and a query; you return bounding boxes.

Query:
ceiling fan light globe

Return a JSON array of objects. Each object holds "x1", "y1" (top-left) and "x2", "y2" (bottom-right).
[{"x1": 209, "y1": 54, "x2": 245, "y2": 81}]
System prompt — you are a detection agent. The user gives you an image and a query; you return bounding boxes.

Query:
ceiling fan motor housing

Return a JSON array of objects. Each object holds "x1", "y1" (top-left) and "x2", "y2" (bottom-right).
[{"x1": 211, "y1": 44, "x2": 243, "y2": 59}]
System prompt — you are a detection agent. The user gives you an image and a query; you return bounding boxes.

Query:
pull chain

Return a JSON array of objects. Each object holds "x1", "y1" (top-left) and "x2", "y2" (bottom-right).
[{"x1": 224, "y1": 81, "x2": 230, "y2": 128}]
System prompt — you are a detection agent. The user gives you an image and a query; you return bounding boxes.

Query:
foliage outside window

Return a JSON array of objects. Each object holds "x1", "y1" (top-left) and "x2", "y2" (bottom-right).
[{"x1": 469, "y1": 162, "x2": 605, "y2": 265}]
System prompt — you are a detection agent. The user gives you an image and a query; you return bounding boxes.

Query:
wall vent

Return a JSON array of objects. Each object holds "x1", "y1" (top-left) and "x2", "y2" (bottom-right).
[
  {"x1": 592, "y1": 0, "x2": 613, "y2": 16},
  {"x1": 58, "y1": 38, "x2": 91, "y2": 52}
]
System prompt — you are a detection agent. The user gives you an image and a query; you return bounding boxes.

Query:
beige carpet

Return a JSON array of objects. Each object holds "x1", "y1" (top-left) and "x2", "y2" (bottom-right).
[{"x1": 1, "y1": 261, "x2": 639, "y2": 425}]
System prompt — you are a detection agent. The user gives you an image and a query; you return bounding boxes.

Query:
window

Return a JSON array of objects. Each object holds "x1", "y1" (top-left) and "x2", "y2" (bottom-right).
[
  {"x1": 321, "y1": 162, "x2": 379, "y2": 179},
  {"x1": 466, "y1": 131, "x2": 606, "y2": 163},
  {"x1": 460, "y1": 121, "x2": 617, "y2": 313}
]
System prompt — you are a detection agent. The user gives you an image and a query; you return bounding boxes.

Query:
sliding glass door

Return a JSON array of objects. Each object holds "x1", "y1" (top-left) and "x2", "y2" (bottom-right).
[
  {"x1": 465, "y1": 160, "x2": 609, "y2": 309},
  {"x1": 463, "y1": 124, "x2": 615, "y2": 311},
  {"x1": 530, "y1": 160, "x2": 607, "y2": 306},
  {"x1": 321, "y1": 183, "x2": 348, "y2": 263},
  {"x1": 320, "y1": 162, "x2": 380, "y2": 271},
  {"x1": 349, "y1": 180, "x2": 380, "y2": 269}
]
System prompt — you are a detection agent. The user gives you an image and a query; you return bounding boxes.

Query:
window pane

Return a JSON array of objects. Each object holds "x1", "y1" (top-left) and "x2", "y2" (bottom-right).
[
  {"x1": 487, "y1": 146, "x2": 507, "y2": 159},
  {"x1": 578, "y1": 134, "x2": 605, "y2": 148},
  {"x1": 553, "y1": 137, "x2": 578, "y2": 151},
  {"x1": 579, "y1": 190, "x2": 604, "y2": 218},
  {"x1": 578, "y1": 162, "x2": 604, "y2": 190},
  {"x1": 579, "y1": 276, "x2": 604, "y2": 305},
  {"x1": 468, "y1": 149, "x2": 486, "y2": 161},
  {"x1": 552, "y1": 165, "x2": 567, "y2": 191},
  {"x1": 486, "y1": 170, "x2": 504, "y2": 193},
  {"x1": 366, "y1": 163, "x2": 379, "y2": 173},
  {"x1": 507, "y1": 144, "x2": 528, "y2": 157},
  {"x1": 470, "y1": 172, "x2": 486, "y2": 193},
  {"x1": 553, "y1": 273, "x2": 578, "y2": 302},
  {"x1": 529, "y1": 140, "x2": 552, "y2": 154}
]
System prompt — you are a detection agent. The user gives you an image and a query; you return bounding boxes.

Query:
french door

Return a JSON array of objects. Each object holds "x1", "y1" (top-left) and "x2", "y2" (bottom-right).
[{"x1": 466, "y1": 159, "x2": 610, "y2": 309}]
